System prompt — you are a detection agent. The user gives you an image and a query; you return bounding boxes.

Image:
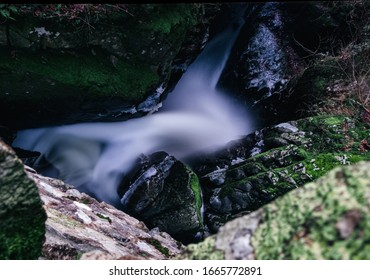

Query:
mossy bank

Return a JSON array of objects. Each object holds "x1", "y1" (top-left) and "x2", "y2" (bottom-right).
[{"x1": 0, "y1": 4, "x2": 216, "y2": 128}]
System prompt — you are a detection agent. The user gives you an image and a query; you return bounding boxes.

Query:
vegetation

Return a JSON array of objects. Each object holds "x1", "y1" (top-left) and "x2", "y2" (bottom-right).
[
  {"x1": 144, "y1": 238, "x2": 170, "y2": 257},
  {"x1": 290, "y1": 0, "x2": 370, "y2": 122},
  {"x1": 0, "y1": 4, "x2": 206, "y2": 128}
]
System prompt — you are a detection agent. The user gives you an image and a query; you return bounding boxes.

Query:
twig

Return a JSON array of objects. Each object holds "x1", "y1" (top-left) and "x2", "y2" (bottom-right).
[{"x1": 292, "y1": 32, "x2": 322, "y2": 58}]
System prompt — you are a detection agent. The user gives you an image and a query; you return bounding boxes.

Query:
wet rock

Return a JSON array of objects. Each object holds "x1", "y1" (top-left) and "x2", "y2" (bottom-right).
[
  {"x1": 0, "y1": 140, "x2": 46, "y2": 259},
  {"x1": 180, "y1": 161, "x2": 370, "y2": 260},
  {"x1": 219, "y1": 3, "x2": 304, "y2": 118},
  {"x1": 26, "y1": 169, "x2": 183, "y2": 260},
  {"x1": 119, "y1": 152, "x2": 204, "y2": 244},
  {"x1": 189, "y1": 115, "x2": 370, "y2": 232}
]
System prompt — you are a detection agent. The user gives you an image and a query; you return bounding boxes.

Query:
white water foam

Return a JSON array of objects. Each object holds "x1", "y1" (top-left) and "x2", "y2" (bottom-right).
[{"x1": 13, "y1": 18, "x2": 251, "y2": 206}]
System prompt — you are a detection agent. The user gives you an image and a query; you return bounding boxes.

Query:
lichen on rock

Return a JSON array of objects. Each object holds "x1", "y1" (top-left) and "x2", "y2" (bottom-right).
[
  {"x1": 27, "y1": 168, "x2": 184, "y2": 260},
  {"x1": 0, "y1": 140, "x2": 46, "y2": 259},
  {"x1": 192, "y1": 115, "x2": 370, "y2": 232},
  {"x1": 181, "y1": 161, "x2": 370, "y2": 260}
]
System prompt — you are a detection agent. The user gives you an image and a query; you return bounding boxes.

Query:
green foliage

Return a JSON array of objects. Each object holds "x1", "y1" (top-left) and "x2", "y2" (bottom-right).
[{"x1": 0, "y1": 4, "x2": 18, "y2": 21}]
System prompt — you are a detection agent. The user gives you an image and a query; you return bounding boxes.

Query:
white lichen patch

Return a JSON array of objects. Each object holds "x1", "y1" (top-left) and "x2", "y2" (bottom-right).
[
  {"x1": 137, "y1": 241, "x2": 155, "y2": 254},
  {"x1": 275, "y1": 122, "x2": 299, "y2": 132},
  {"x1": 231, "y1": 157, "x2": 245, "y2": 165},
  {"x1": 30, "y1": 27, "x2": 60, "y2": 38},
  {"x1": 39, "y1": 181, "x2": 63, "y2": 198},
  {"x1": 74, "y1": 201, "x2": 92, "y2": 211},
  {"x1": 76, "y1": 209, "x2": 92, "y2": 224},
  {"x1": 34, "y1": 27, "x2": 52, "y2": 37}
]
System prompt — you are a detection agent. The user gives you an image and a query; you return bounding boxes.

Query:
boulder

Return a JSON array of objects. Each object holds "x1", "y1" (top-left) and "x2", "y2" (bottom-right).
[
  {"x1": 119, "y1": 152, "x2": 204, "y2": 243},
  {"x1": 0, "y1": 140, "x2": 46, "y2": 259},
  {"x1": 181, "y1": 161, "x2": 370, "y2": 259},
  {"x1": 189, "y1": 115, "x2": 370, "y2": 232},
  {"x1": 27, "y1": 168, "x2": 184, "y2": 260}
]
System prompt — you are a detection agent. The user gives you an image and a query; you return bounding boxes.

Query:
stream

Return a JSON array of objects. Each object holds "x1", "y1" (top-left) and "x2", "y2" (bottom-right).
[{"x1": 13, "y1": 11, "x2": 252, "y2": 208}]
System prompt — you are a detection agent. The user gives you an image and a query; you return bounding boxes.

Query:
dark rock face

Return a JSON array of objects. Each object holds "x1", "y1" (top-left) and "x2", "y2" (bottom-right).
[
  {"x1": 119, "y1": 152, "x2": 204, "y2": 243},
  {"x1": 0, "y1": 140, "x2": 46, "y2": 259},
  {"x1": 219, "y1": 3, "x2": 305, "y2": 126},
  {"x1": 218, "y1": 2, "x2": 366, "y2": 128}
]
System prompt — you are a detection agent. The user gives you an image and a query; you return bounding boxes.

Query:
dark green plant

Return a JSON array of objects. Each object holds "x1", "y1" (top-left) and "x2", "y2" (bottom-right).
[{"x1": 0, "y1": 4, "x2": 18, "y2": 21}]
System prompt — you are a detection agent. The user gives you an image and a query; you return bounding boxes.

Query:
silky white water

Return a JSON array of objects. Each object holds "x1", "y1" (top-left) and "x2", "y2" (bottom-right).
[{"x1": 13, "y1": 19, "x2": 251, "y2": 206}]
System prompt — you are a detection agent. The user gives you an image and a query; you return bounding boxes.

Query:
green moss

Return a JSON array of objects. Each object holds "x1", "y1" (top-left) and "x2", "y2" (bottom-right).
[
  {"x1": 0, "y1": 4, "x2": 205, "y2": 126},
  {"x1": 251, "y1": 162, "x2": 370, "y2": 259},
  {"x1": 80, "y1": 197, "x2": 91, "y2": 205},
  {"x1": 211, "y1": 116, "x2": 370, "y2": 219},
  {"x1": 0, "y1": 47, "x2": 159, "y2": 103},
  {"x1": 144, "y1": 238, "x2": 170, "y2": 258},
  {"x1": 140, "y1": 4, "x2": 197, "y2": 35},
  {"x1": 0, "y1": 208, "x2": 46, "y2": 259},
  {"x1": 0, "y1": 143, "x2": 46, "y2": 259},
  {"x1": 96, "y1": 212, "x2": 112, "y2": 224},
  {"x1": 178, "y1": 236, "x2": 225, "y2": 260},
  {"x1": 323, "y1": 116, "x2": 344, "y2": 126},
  {"x1": 188, "y1": 169, "x2": 203, "y2": 228}
]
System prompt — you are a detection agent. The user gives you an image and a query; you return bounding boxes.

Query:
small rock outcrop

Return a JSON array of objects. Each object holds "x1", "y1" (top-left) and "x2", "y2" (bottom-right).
[
  {"x1": 26, "y1": 169, "x2": 183, "y2": 260},
  {"x1": 0, "y1": 140, "x2": 46, "y2": 259},
  {"x1": 181, "y1": 161, "x2": 370, "y2": 260},
  {"x1": 119, "y1": 152, "x2": 204, "y2": 244}
]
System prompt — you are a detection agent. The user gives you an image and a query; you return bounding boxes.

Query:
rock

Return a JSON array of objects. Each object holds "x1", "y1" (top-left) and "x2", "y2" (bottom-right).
[
  {"x1": 219, "y1": 3, "x2": 304, "y2": 122},
  {"x1": 80, "y1": 250, "x2": 142, "y2": 260},
  {"x1": 0, "y1": 140, "x2": 46, "y2": 259},
  {"x1": 0, "y1": 4, "x2": 215, "y2": 129},
  {"x1": 189, "y1": 115, "x2": 370, "y2": 232},
  {"x1": 180, "y1": 161, "x2": 370, "y2": 259},
  {"x1": 119, "y1": 152, "x2": 204, "y2": 244},
  {"x1": 26, "y1": 169, "x2": 183, "y2": 260},
  {"x1": 219, "y1": 2, "x2": 369, "y2": 127}
]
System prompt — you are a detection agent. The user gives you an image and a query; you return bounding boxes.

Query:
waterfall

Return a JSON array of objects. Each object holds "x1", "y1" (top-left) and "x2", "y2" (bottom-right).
[{"x1": 13, "y1": 16, "x2": 251, "y2": 207}]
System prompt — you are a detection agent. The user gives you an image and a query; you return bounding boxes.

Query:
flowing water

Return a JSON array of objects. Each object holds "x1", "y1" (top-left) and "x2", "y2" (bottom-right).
[{"x1": 13, "y1": 16, "x2": 251, "y2": 207}]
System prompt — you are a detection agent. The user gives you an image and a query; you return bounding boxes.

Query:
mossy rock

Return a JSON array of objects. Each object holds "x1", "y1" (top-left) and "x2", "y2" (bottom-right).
[
  {"x1": 201, "y1": 115, "x2": 370, "y2": 231},
  {"x1": 0, "y1": 140, "x2": 46, "y2": 259},
  {"x1": 0, "y1": 4, "x2": 206, "y2": 128},
  {"x1": 119, "y1": 151, "x2": 204, "y2": 243},
  {"x1": 182, "y1": 161, "x2": 370, "y2": 259}
]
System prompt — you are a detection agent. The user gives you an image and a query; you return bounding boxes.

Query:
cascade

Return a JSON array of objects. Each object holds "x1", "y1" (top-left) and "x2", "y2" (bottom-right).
[{"x1": 13, "y1": 15, "x2": 251, "y2": 207}]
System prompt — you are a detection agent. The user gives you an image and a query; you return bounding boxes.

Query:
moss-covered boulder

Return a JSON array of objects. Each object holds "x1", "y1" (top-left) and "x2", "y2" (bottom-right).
[
  {"x1": 181, "y1": 161, "x2": 370, "y2": 259},
  {"x1": 119, "y1": 151, "x2": 204, "y2": 243},
  {"x1": 0, "y1": 140, "x2": 46, "y2": 259},
  {"x1": 0, "y1": 4, "x2": 214, "y2": 128},
  {"x1": 192, "y1": 115, "x2": 370, "y2": 231}
]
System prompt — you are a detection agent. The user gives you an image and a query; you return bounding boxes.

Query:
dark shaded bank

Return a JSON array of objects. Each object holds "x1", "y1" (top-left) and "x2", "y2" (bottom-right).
[{"x1": 0, "y1": 4, "x2": 219, "y2": 129}]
